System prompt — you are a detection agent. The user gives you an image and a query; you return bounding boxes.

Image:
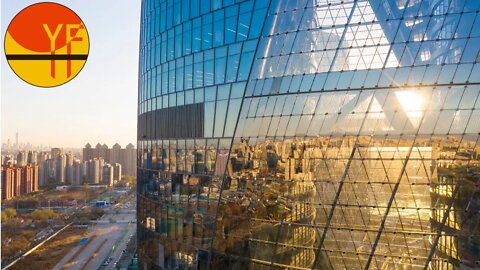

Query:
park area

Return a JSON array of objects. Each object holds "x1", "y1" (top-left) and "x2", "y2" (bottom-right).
[
  {"x1": 1, "y1": 186, "x2": 109, "y2": 268},
  {"x1": 8, "y1": 226, "x2": 87, "y2": 270}
]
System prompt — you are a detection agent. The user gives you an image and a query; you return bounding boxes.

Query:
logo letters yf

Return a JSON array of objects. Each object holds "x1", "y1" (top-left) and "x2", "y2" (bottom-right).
[{"x1": 43, "y1": 23, "x2": 84, "y2": 78}]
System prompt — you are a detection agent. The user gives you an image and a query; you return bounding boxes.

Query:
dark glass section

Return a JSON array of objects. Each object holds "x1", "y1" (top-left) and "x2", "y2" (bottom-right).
[{"x1": 138, "y1": 103, "x2": 204, "y2": 139}]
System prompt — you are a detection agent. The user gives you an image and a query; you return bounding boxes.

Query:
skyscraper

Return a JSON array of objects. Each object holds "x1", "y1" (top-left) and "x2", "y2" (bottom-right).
[
  {"x1": 124, "y1": 143, "x2": 136, "y2": 176},
  {"x1": 137, "y1": 1, "x2": 480, "y2": 269},
  {"x1": 66, "y1": 153, "x2": 74, "y2": 184},
  {"x1": 51, "y1": 147, "x2": 63, "y2": 158},
  {"x1": 113, "y1": 163, "x2": 122, "y2": 181},
  {"x1": 16, "y1": 151, "x2": 26, "y2": 167},
  {"x1": 55, "y1": 154, "x2": 66, "y2": 184},
  {"x1": 83, "y1": 143, "x2": 93, "y2": 161},
  {"x1": 27, "y1": 151, "x2": 38, "y2": 165},
  {"x1": 39, "y1": 158, "x2": 54, "y2": 187},
  {"x1": 21, "y1": 164, "x2": 38, "y2": 194},
  {"x1": 98, "y1": 157, "x2": 105, "y2": 182},
  {"x1": 111, "y1": 143, "x2": 122, "y2": 164},
  {"x1": 73, "y1": 160, "x2": 83, "y2": 186},
  {"x1": 2, "y1": 166, "x2": 16, "y2": 200},
  {"x1": 102, "y1": 164, "x2": 114, "y2": 186},
  {"x1": 88, "y1": 158, "x2": 101, "y2": 184}
]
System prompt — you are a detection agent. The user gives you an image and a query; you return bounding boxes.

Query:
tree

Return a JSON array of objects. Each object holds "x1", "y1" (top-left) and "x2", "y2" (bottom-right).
[
  {"x1": 31, "y1": 209, "x2": 55, "y2": 221},
  {"x1": 4, "y1": 208, "x2": 17, "y2": 219}
]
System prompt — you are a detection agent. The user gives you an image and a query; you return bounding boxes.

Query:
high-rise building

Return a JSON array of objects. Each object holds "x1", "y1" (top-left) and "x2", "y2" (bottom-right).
[
  {"x1": 16, "y1": 151, "x2": 26, "y2": 167},
  {"x1": 2, "y1": 166, "x2": 16, "y2": 200},
  {"x1": 83, "y1": 143, "x2": 93, "y2": 161},
  {"x1": 73, "y1": 160, "x2": 83, "y2": 186},
  {"x1": 51, "y1": 147, "x2": 63, "y2": 158},
  {"x1": 98, "y1": 158, "x2": 105, "y2": 182},
  {"x1": 2, "y1": 155, "x2": 15, "y2": 166},
  {"x1": 65, "y1": 153, "x2": 74, "y2": 184},
  {"x1": 82, "y1": 161, "x2": 88, "y2": 182},
  {"x1": 102, "y1": 164, "x2": 114, "y2": 186},
  {"x1": 82, "y1": 142, "x2": 136, "y2": 177},
  {"x1": 27, "y1": 151, "x2": 38, "y2": 165},
  {"x1": 94, "y1": 143, "x2": 103, "y2": 160},
  {"x1": 124, "y1": 143, "x2": 136, "y2": 177},
  {"x1": 55, "y1": 154, "x2": 66, "y2": 184},
  {"x1": 12, "y1": 167, "x2": 21, "y2": 197},
  {"x1": 37, "y1": 152, "x2": 51, "y2": 164},
  {"x1": 113, "y1": 163, "x2": 122, "y2": 181},
  {"x1": 2, "y1": 164, "x2": 39, "y2": 200},
  {"x1": 21, "y1": 165, "x2": 38, "y2": 194},
  {"x1": 88, "y1": 158, "x2": 101, "y2": 184},
  {"x1": 39, "y1": 158, "x2": 54, "y2": 187},
  {"x1": 137, "y1": 1, "x2": 480, "y2": 269},
  {"x1": 110, "y1": 143, "x2": 122, "y2": 164}
]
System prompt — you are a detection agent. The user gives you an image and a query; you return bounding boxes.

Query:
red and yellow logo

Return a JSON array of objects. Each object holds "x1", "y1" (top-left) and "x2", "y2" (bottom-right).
[{"x1": 5, "y1": 2, "x2": 89, "y2": 87}]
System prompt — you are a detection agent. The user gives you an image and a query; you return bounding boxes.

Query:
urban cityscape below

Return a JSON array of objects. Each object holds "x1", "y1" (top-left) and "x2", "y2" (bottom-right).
[
  {"x1": 2, "y1": 142, "x2": 136, "y2": 200},
  {"x1": 1, "y1": 140, "x2": 138, "y2": 269}
]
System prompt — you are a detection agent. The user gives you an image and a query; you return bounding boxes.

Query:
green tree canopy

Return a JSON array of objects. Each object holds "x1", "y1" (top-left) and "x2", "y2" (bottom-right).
[
  {"x1": 31, "y1": 209, "x2": 55, "y2": 221},
  {"x1": 4, "y1": 208, "x2": 17, "y2": 219}
]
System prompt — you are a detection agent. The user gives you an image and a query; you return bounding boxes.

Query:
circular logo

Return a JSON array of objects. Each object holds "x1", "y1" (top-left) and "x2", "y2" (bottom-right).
[{"x1": 4, "y1": 2, "x2": 89, "y2": 88}]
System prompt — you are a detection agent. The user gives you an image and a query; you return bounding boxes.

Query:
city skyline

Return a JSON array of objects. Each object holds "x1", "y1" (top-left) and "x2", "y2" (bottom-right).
[
  {"x1": 1, "y1": 141, "x2": 137, "y2": 200},
  {"x1": 1, "y1": 0, "x2": 141, "y2": 148}
]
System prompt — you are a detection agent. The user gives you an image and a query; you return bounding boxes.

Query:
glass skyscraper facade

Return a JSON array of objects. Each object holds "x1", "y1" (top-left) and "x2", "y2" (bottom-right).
[{"x1": 137, "y1": 0, "x2": 480, "y2": 269}]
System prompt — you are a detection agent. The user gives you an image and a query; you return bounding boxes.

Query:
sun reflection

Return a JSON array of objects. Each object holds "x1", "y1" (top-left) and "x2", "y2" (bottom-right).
[{"x1": 395, "y1": 90, "x2": 425, "y2": 118}]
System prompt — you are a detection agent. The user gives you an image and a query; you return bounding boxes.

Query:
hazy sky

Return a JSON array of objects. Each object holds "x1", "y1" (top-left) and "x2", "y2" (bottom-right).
[{"x1": 1, "y1": 0, "x2": 141, "y2": 148}]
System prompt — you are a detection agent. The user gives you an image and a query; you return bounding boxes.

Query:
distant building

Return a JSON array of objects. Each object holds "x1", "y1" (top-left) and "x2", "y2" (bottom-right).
[
  {"x1": 55, "y1": 154, "x2": 66, "y2": 184},
  {"x1": 113, "y1": 163, "x2": 122, "y2": 181},
  {"x1": 2, "y1": 155, "x2": 15, "y2": 166},
  {"x1": 72, "y1": 160, "x2": 88, "y2": 186},
  {"x1": 83, "y1": 143, "x2": 93, "y2": 161},
  {"x1": 2, "y1": 167, "x2": 16, "y2": 200},
  {"x1": 82, "y1": 142, "x2": 136, "y2": 177},
  {"x1": 16, "y1": 151, "x2": 26, "y2": 167},
  {"x1": 27, "y1": 151, "x2": 38, "y2": 165},
  {"x1": 82, "y1": 161, "x2": 88, "y2": 182},
  {"x1": 73, "y1": 161, "x2": 82, "y2": 186},
  {"x1": 110, "y1": 143, "x2": 122, "y2": 165},
  {"x1": 39, "y1": 158, "x2": 54, "y2": 187},
  {"x1": 37, "y1": 152, "x2": 51, "y2": 164},
  {"x1": 66, "y1": 153, "x2": 74, "y2": 184},
  {"x1": 99, "y1": 158, "x2": 105, "y2": 182},
  {"x1": 101, "y1": 144, "x2": 109, "y2": 163},
  {"x1": 124, "y1": 143, "x2": 136, "y2": 177},
  {"x1": 2, "y1": 164, "x2": 37, "y2": 200},
  {"x1": 88, "y1": 159, "x2": 101, "y2": 184},
  {"x1": 214, "y1": 153, "x2": 229, "y2": 176},
  {"x1": 51, "y1": 148, "x2": 63, "y2": 157},
  {"x1": 21, "y1": 165, "x2": 38, "y2": 194},
  {"x1": 102, "y1": 164, "x2": 114, "y2": 186}
]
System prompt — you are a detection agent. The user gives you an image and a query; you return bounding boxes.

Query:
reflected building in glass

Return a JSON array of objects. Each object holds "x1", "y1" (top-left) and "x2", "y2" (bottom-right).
[{"x1": 137, "y1": 0, "x2": 480, "y2": 269}]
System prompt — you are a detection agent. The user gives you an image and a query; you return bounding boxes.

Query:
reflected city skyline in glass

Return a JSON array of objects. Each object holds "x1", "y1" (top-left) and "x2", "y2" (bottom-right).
[{"x1": 138, "y1": 0, "x2": 480, "y2": 269}]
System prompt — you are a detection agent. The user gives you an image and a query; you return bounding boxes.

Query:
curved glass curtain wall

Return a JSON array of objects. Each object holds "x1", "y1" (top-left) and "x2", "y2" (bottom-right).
[{"x1": 137, "y1": 0, "x2": 480, "y2": 269}]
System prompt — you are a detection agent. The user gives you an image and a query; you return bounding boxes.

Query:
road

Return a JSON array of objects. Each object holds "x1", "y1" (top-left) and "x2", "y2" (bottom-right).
[{"x1": 53, "y1": 200, "x2": 136, "y2": 270}]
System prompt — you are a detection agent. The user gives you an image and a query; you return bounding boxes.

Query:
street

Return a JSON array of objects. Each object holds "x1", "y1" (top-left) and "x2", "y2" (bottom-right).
[{"x1": 53, "y1": 199, "x2": 136, "y2": 270}]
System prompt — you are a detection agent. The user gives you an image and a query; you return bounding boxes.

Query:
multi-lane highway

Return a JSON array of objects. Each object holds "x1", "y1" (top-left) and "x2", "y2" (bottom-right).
[{"x1": 53, "y1": 199, "x2": 136, "y2": 270}]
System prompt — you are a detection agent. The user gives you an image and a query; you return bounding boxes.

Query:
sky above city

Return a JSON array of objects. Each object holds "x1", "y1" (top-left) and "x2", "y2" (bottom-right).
[{"x1": 1, "y1": 0, "x2": 141, "y2": 148}]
